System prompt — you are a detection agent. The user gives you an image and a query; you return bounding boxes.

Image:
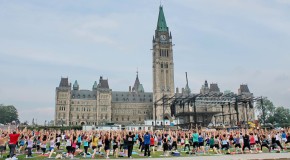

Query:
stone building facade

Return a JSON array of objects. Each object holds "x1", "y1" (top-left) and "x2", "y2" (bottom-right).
[
  {"x1": 55, "y1": 76, "x2": 112, "y2": 126},
  {"x1": 55, "y1": 6, "x2": 255, "y2": 126}
]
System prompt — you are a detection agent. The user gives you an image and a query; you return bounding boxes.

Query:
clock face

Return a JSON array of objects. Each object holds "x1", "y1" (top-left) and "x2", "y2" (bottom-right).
[{"x1": 160, "y1": 35, "x2": 166, "y2": 41}]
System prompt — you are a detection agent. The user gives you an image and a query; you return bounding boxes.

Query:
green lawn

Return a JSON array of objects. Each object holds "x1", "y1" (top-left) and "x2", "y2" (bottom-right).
[{"x1": 0, "y1": 145, "x2": 289, "y2": 160}]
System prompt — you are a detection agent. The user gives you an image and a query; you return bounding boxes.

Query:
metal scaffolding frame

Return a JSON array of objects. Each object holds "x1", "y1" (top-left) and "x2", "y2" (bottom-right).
[{"x1": 154, "y1": 92, "x2": 264, "y2": 129}]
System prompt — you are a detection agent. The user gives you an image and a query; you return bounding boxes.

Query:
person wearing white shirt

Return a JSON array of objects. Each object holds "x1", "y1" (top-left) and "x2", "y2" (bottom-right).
[{"x1": 275, "y1": 132, "x2": 284, "y2": 150}]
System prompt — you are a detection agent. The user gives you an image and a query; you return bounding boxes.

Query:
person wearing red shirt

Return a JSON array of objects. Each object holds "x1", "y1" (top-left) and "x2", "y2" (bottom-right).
[
  {"x1": 9, "y1": 130, "x2": 20, "y2": 158},
  {"x1": 150, "y1": 135, "x2": 155, "y2": 153}
]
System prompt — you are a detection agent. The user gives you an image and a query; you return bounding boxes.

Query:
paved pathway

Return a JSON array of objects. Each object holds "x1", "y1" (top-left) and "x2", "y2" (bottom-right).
[{"x1": 115, "y1": 152, "x2": 290, "y2": 160}]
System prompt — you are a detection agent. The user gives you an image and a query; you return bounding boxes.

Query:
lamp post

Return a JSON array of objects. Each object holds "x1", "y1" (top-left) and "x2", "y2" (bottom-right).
[
  {"x1": 61, "y1": 118, "x2": 64, "y2": 131},
  {"x1": 234, "y1": 97, "x2": 239, "y2": 126},
  {"x1": 161, "y1": 88, "x2": 165, "y2": 128},
  {"x1": 192, "y1": 97, "x2": 197, "y2": 129},
  {"x1": 162, "y1": 93, "x2": 165, "y2": 128},
  {"x1": 221, "y1": 104, "x2": 224, "y2": 125},
  {"x1": 260, "y1": 97, "x2": 266, "y2": 127},
  {"x1": 154, "y1": 102, "x2": 157, "y2": 129},
  {"x1": 228, "y1": 102, "x2": 232, "y2": 127},
  {"x1": 187, "y1": 101, "x2": 190, "y2": 128}
]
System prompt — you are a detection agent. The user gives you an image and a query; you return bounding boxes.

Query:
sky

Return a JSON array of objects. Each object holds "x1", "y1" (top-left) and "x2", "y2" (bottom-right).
[{"x1": 0, "y1": 0, "x2": 289, "y2": 124}]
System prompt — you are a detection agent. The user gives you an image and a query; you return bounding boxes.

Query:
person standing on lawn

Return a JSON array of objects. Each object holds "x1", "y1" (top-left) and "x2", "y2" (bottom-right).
[
  {"x1": 104, "y1": 134, "x2": 111, "y2": 159},
  {"x1": 150, "y1": 135, "x2": 155, "y2": 153},
  {"x1": 0, "y1": 133, "x2": 8, "y2": 158},
  {"x1": 26, "y1": 135, "x2": 33, "y2": 158},
  {"x1": 192, "y1": 130, "x2": 199, "y2": 153},
  {"x1": 126, "y1": 131, "x2": 135, "y2": 158},
  {"x1": 8, "y1": 128, "x2": 20, "y2": 158},
  {"x1": 144, "y1": 131, "x2": 151, "y2": 157}
]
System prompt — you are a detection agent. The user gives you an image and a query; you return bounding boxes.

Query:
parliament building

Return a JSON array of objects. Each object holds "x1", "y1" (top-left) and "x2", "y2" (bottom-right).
[{"x1": 54, "y1": 6, "x2": 255, "y2": 127}]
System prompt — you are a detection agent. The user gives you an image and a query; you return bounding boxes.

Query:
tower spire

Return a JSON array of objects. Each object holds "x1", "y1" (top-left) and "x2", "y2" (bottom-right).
[{"x1": 157, "y1": 5, "x2": 168, "y2": 32}]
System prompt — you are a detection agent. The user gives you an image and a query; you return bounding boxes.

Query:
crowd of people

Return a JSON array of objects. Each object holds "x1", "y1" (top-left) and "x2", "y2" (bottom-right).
[{"x1": 0, "y1": 126, "x2": 290, "y2": 159}]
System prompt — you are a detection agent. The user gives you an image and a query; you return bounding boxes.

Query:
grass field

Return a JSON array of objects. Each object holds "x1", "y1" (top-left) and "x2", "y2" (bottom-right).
[{"x1": 0, "y1": 144, "x2": 289, "y2": 160}]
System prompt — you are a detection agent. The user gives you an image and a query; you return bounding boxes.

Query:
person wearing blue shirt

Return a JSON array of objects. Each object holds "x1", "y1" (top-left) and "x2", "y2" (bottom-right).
[
  {"x1": 282, "y1": 131, "x2": 287, "y2": 144},
  {"x1": 144, "y1": 132, "x2": 151, "y2": 157},
  {"x1": 83, "y1": 137, "x2": 89, "y2": 158},
  {"x1": 77, "y1": 135, "x2": 82, "y2": 149},
  {"x1": 233, "y1": 135, "x2": 241, "y2": 153},
  {"x1": 198, "y1": 133, "x2": 205, "y2": 153}
]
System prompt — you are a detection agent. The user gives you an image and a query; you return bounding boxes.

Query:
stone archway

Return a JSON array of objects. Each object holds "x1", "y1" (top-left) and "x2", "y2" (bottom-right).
[{"x1": 80, "y1": 122, "x2": 86, "y2": 126}]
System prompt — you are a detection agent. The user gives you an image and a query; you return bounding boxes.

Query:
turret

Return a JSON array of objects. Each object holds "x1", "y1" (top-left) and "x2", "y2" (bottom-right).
[
  {"x1": 73, "y1": 80, "x2": 79, "y2": 90},
  {"x1": 92, "y1": 81, "x2": 98, "y2": 90},
  {"x1": 132, "y1": 71, "x2": 145, "y2": 93}
]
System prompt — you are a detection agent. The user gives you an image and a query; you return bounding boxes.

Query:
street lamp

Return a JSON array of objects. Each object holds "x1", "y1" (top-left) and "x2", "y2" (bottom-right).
[
  {"x1": 61, "y1": 118, "x2": 64, "y2": 128},
  {"x1": 162, "y1": 92, "x2": 165, "y2": 128},
  {"x1": 260, "y1": 97, "x2": 266, "y2": 127},
  {"x1": 158, "y1": 87, "x2": 166, "y2": 128},
  {"x1": 154, "y1": 102, "x2": 157, "y2": 129}
]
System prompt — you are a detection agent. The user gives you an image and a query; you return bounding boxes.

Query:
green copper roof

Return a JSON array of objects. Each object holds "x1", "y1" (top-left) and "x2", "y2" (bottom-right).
[
  {"x1": 92, "y1": 81, "x2": 98, "y2": 90},
  {"x1": 157, "y1": 6, "x2": 168, "y2": 32},
  {"x1": 73, "y1": 80, "x2": 79, "y2": 90}
]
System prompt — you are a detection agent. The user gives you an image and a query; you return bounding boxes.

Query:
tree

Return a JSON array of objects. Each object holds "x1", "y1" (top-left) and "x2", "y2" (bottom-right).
[
  {"x1": 255, "y1": 97, "x2": 275, "y2": 124},
  {"x1": 270, "y1": 106, "x2": 290, "y2": 125},
  {"x1": 0, "y1": 104, "x2": 19, "y2": 124}
]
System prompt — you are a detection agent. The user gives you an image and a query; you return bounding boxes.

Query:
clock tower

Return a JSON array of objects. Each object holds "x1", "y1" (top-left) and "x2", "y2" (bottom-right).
[{"x1": 152, "y1": 6, "x2": 175, "y2": 121}]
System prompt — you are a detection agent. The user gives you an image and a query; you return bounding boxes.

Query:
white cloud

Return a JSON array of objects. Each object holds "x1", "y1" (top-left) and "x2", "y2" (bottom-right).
[{"x1": 0, "y1": 0, "x2": 290, "y2": 123}]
